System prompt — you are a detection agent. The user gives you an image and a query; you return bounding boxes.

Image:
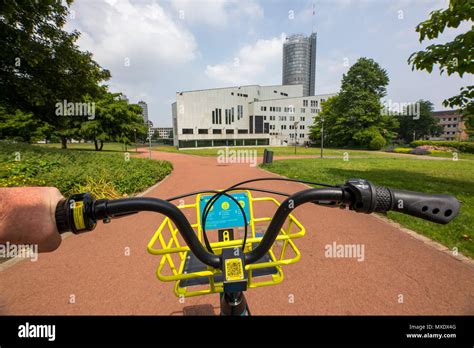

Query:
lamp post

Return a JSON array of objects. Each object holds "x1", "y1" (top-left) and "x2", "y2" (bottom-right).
[
  {"x1": 294, "y1": 121, "x2": 299, "y2": 154},
  {"x1": 147, "y1": 127, "x2": 154, "y2": 159},
  {"x1": 134, "y1": 128, "x2": 137, "y2": 153},
  {"x1": 320, "y1": 116, "x2": 324, "y2": 159}
]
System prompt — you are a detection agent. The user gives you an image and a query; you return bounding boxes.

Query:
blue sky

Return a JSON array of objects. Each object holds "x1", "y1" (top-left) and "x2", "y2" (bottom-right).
[{"x1": 65, "y1": 0, "x2": 471, "y2": 126}]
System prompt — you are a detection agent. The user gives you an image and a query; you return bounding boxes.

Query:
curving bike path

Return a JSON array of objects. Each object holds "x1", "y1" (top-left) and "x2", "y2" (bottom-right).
[{"x1": 0, "y1": 149, "x2": 472, "y2": 315}]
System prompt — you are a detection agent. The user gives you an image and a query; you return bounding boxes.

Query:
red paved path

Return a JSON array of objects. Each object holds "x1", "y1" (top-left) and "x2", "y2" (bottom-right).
[{"x1": 0, "y1": 150, "x2": 473, "y2": 315}]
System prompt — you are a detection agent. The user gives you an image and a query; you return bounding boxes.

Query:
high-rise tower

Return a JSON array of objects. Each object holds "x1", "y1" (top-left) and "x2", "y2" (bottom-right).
[
  {"x1": 282, "y1": 33, "x2": 317, "y2": 96},
  {"x1": 138, "y1": 100, "x2": 149, "y2": 124}
]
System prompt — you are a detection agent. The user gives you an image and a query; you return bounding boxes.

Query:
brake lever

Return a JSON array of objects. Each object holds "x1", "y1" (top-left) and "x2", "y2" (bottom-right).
[{"x1": 311, "y1": 200, "x2": 340, "y2": 208}]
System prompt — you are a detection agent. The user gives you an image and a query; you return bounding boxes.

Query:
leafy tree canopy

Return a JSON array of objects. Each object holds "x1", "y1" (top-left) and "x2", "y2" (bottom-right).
[
  {"x1": 408, "y1": 0, "x2": 473, "y2": 136},
  {"x1": 395, "y1": 100, "x2": 444, "y2": 143},
  {"x1": 310, "y1": 58, "x2": 398, "y2": 149}
]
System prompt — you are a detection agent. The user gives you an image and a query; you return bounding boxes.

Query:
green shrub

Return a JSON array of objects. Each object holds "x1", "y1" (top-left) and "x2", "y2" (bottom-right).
[
  {"x1": 410, "y1": 140, "x2": 474, "y2": 154},
  {"x1": 393, "y1": 147, "x2": 412, "y2": 154},
  {"x1": 0, "y1": 142, "x2": 173, "y2": 197},
  {"x1": 369, "y1": 134, "x2": 386, "y2": 150},
  {"x1": 353, "y1": 127, "x2": 379, "y2": 147}
]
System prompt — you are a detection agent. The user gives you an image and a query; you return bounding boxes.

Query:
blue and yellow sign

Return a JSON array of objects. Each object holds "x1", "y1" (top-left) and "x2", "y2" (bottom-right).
[{"x1": 199, "y1": 192, "x2": 250, "y2": 230}]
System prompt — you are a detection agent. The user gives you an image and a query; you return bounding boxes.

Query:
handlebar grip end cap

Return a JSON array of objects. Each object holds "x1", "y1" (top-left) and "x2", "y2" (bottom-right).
[
  {"x1": 55, "y1": 193, "x2": 97, "y2": 234},
  {"x1": 55, "y1": 199, "x2": 71, "y2": 233}
]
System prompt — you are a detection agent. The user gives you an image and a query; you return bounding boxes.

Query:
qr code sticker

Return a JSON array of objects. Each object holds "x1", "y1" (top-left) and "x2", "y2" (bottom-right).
[{"x1": 225, "y1": 259, "x2": 243, "y2": 281}]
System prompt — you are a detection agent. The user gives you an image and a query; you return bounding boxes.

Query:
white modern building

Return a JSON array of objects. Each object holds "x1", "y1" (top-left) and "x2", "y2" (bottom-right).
[
  {"x1": 171, "y1": 84, "x2": 335, "y2": 148},
  {"x1": 153, "y1": 127, "x2": 173, "y2": 139}
]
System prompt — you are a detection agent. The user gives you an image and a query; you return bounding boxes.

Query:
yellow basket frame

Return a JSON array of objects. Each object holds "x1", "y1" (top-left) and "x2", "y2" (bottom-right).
[{"x1": 147, "y1": 190, "x2": 306, "y2": 297}]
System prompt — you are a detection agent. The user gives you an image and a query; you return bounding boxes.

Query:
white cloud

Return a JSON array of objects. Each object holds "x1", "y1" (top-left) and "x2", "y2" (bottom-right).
[
  {"x1": 205, "y1": 34, "x2": 286, "y2": 86},
  {"x1": 170, "y1": 0, "x2": 263, "y2": 27},
  {"x1": 67, "y1": 0, "x2": 198, "y2": 72}
]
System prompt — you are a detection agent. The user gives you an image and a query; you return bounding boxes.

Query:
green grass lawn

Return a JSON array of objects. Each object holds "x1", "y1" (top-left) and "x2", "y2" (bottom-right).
[
  {"x1": 152, "y1": 145, "x2": 404, "y2": 158},
  {"x1": 427, "y1": 150, "x2": 474, "y2": 161},
  {"x1": 153, "y1": 145, "x2": 474, "y2": 161},
  {"x1": 39, "y1": 143, "x2": 474, "y2": 161},
  {"x1": 1, "y1": 142, "x2": 172, "y2": 198},
  {"x1": 262, "y1": 157, "x2": 474, "y2": 258},
  {"x1": 39, "y1": 142, "x2": 133, "y2": 152}
]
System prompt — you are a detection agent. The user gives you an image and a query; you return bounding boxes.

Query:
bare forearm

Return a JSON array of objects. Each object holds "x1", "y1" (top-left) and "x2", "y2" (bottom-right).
[{"x1": 0, "y1": 187, "x2": 63, "y2": 252}]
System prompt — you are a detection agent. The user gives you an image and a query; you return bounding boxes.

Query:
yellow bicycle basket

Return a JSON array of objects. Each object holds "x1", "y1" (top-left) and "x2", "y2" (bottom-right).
[{"x1": 147, "y1": 190, "x2": 306, "y2": 297}]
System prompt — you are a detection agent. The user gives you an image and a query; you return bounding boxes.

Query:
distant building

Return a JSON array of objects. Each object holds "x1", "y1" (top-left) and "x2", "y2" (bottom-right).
[
  {"x1": 138, "y1": 101, "x2": 149, "y2": 124},
  {"x1": 282, "y1": 33, "x2": 317, "y2": 96},
  {"x1": 153, "y1": 127, "x2": 173, "y2": 139},
  {"x1": 432, "y1": 110, "x2": 468, "y2": 141},
  {"x1": 171, "y1": 84, "x2": 335, "y2": 148}
]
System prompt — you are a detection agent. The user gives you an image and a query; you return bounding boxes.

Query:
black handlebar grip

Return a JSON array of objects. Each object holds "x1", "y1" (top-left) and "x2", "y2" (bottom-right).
[
  {"x1": 373, "y1": 186, "x2": 392, "y2": 212},
  {"x1": 376, "y1": 187, "x2": 460, "y2": 225}
]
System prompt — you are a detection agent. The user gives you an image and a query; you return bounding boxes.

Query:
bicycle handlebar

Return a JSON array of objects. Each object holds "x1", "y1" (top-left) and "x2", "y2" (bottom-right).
[{"x1": 55, "y1": 178, "x2": 460, "y2": 269}]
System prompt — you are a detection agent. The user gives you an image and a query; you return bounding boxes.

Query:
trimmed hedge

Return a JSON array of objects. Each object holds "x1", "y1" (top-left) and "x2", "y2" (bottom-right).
[{"x1": 410, "y1": 140, "x2": 474, "y2": 154}]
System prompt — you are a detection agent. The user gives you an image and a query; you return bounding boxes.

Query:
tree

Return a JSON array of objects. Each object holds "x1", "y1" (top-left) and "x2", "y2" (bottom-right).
[
  {"x1": 408, "y1": 0, "x2": 473, "y2": 136},
  {"x1": 310, "y1": 58, "x2": 398, "y2": 148},
  {"x1": 79, "y1": 90, "x2": 147, "y2": 151},
  {"x1": 0, "y1": 106, "x2": 52, "y2": 142},
  {"x1": 0, "y1": 0, "x2": 110, "y2": 147},
  {"x1": 395, "y1": 100, "x2": 444, "y2": 143}
]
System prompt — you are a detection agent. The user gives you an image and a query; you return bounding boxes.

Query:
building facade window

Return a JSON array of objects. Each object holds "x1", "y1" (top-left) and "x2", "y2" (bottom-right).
[
  {"x1": 237, "y1": 105, "x2": 243, "y2": 120},
  {"x1": 303, "y1": 100, "x2": 308, "y2": 107},
  {"x1": 198, "y1": 129, "x2": 208, "y2": 134},
  {"x1": 182, "y1": 128, "x2": 193, "y2": 134},
  {"x1": 213, "y1": 129, "x2": 222, "y2": 134}
]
